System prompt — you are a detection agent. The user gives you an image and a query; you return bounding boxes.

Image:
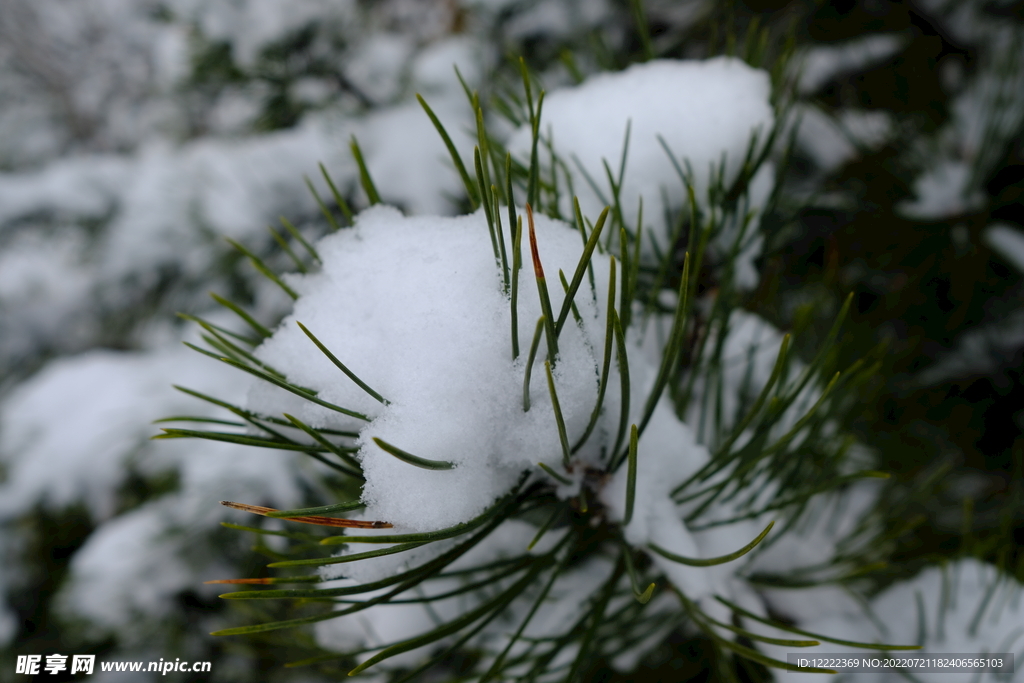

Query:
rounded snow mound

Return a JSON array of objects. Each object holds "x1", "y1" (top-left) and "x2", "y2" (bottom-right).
[{"x1": 249, "y1": 205, "x2": 653, "y2": 531}]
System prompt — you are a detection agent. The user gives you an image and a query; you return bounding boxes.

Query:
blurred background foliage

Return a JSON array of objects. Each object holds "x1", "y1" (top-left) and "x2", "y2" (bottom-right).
[{"x1": 0, "y1": 0, "x2": 1021, "y2": 681}]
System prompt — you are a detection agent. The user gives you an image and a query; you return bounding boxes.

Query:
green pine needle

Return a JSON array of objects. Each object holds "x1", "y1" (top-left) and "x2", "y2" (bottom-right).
[
  {"x1": 304, "y1": 175, "x2": 340, "y2": 232},
  {"x1": 225, "y1": 238, "x2": 298, "y2": 300},
  {"x1": 268, "y1": 541, "x2": 430, "y2": 568},
  {"x1": 153, "y1": 427, "x2": 329, "y2": 452},
  {"x1": 185, "y1": 342, "x2": 370, "y2": 421},
  {"x1": 623, "y1": 424, "x2": 638, "y2": 525},
  {"x1": 209, "y1": 292, "x2": 272, "y2": 339},
  {"x1": 537, "y1": 461, "x2": 572, "y2": 485},
  {"x1": 511, "y1": 214, "x2": 523, "y2": 360},
  {"x1": 649, "y1": 520, "x2": 774, "y2": 567},
  {"x1": 635, "y1": 251, "x2": 690, "y2": 440},
  {"x1": 152, "y1": 415, "x2": 244, "y2": 427},
  {"x1": 476, "y1": 147, "x2": 500, "y2": 263},
  {"x1": 523, "y1": 315, "x2": 546, "y2": 412},
  {"x1": 555, "y1": 205, "x2": 608, "y2": 336},
  {"x1": 176, "y1": 311, "x2": 258, "y2": 347},
  {"x1": 417, "y1": 93, "x2": 478, "y2": 208},
  {"x1": 372, "y1": 437, "x2": 455, "y2": 470},
  {"x1": 264, "y1": 501, "x2": 363, "y2": 518},
  {"x1": 544, "y1": 360, "x2": 572, "y2": 469},
  {"x1": 526, "y1": 506, "x2": 563, "y2": 551},
  {"x1": 572, "y1": 256, "x2": 617, "y2": 454},
  {"x1": 348, "y1": 558, "x2": 551, "y2": 677},
  {"x1": 557, "y1": 270, "x2": 583, "y2": 327},
  {"x1": 282, "y1": 413, "x2": 363, "y2": 473},
  {"x1": 195, "y1": 323, "x2": 277, "y2": 374},
  {"x1": 349, "y1": 136, "x2": 381, "y2": 205},
  {"x1": 493, "y1": 184, "x2": 511, "y2": 291},
  {"x1": 319, "y1": 162, "x2": 354, "y2": 224},
  {"x1": 610, "y1": 308, "x2": 631, "y2": 462},
  {"x1": 296, "y1": 321, "x2": 389, "y2": 405},
  {"x1": 278, "y1": 216, "x2": 320, "y2": 263},
  {"x1": 621, "y1": 540, "x2": 655, "y2": 603},
  {"x1": 715, "y1": 596, "x2": 923, "y2": 651}
]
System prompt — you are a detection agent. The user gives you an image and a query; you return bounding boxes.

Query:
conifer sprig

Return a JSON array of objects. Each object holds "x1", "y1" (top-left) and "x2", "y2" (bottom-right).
[{"x1": 162, "y1": 52, "x2": 903, "y2": 682}]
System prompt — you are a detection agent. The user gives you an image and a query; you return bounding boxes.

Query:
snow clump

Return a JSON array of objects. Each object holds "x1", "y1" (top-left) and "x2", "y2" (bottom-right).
[
  {"x1": 506, "y1": 57, "x2": 776, "y2": 288},
  {"x1": 250, "y1": 205, "x2": 689, "y2": 531}
]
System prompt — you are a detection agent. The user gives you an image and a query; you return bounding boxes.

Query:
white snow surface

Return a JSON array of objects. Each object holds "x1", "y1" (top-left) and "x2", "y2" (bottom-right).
[
  {"x1": 0, "y1": 343, "x2": 303, "y2": 519},
  {"x1": 358, "y1": 99, "x2": 474, "y2": 215},
  {"x1": 57, "y1": 429, "x2": 304, "y2": 636},
  {"x1": 252, "y1": 204, "x2": 860, "y2": 663},
  {"x1": 250, "y1": 205, "x2": 648, "y2": 533},
  {"x1": 601, "y1": 405, "x2": 716, "y2": 598},
  {"x1": 0, "y1": 341, "x2": 308, "y2": 633},
  {"x1": 507, "y1": 57, "x2": 774, "y2": 224},
  {"x1": 506, "y1": 57, "x2": 776, "y2": 289},
  {"x1": 57, "y1": 501, "x2": 195, "y2": 633}
]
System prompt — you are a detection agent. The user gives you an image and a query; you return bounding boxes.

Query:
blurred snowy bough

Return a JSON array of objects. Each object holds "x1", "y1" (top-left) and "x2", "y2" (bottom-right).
[
  {"x1": 155, "y1": 52, "x2": 925, "y2": 681},
  {"x1": 5, "y1": 0, "x2": 1021, "y2": 680}
]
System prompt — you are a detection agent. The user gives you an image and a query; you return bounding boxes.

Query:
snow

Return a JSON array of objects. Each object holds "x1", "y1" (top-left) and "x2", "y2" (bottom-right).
[
  {"x1": 0, "y1": 341, "x2": 309, "y2": 635},
  {"x1": 767, "y1": 559, "x2": 1024, "y2": 683},
  {"x1": 749, "y1": 480, "x2": 880, "y2": 577},
  {"x1": 0, "y1": 96, "x2": 477, "y2": 373},
  {"x1": 411, "y1": 36, "x2": 484, "y2": 98},
  {"x1": 0, "y1": 99, "x2": 476, "y2": 290},
  {"x1": 986, "y1": 223, "x2": 1024, "y2": 273},
  {"x1": 915, "y1": 308, "x2": 1024, "y2": 387},
  {"x1": 507, "y1": 58, "x2": 774, "y2": 227},
  {"x1": 910, "y1": 227, "x2": 1024, "y2": 385},
  {"x1": 57, "y1": 430, "x2": 304, "y2": 636},
  {"x1": 250, "y1": 205, "x2": 634, "y2": 533},
  {"x1": 0, "y1": 0, "x2": 189, "y2": 162},
  {"x1": 0, "y1": 229, "x2": 98, "y2": 367},
  {"x1": 314, "y1": 520, "x2": 570, "y2": 668},
  {"x1": 2, "y1": 1, "x2": 1012, "y2": 675},
  {"x1": 797, "y1": 34, "x2": 906, "y2": 95},
  {"x1": 500, "y1": 0, "x2": 614, "y2": 42},
  {"x1": 0, "y1": 155, "x2": 132, "y2": 223},
  {"x1": 0, "y1": 348, "x2": 213, "y2": 519},
  {"x1": 101, "y1": 122, "x2": 347, "y2": 280},
  {"x1": 177, "y1": 0, "x2": 357, "y2": 69},
  {"x1": 358, "y1": 101, "x2": 474, "y2": 215},
  {"x1": 57, "y1": 501, "x2": 195, "y2": 633},
  {"x1": 345, "y1": 33, "x2": 416, "y2": 105},
  {"x1": 897, "y1": 160, "x2": 984, "y2": 220},
  {"x1": 505, "y1": 57, "x2": 776, "y2": 290},
  {"x1": 692, "y1": 308, "x2": 789, "y2": 432},
  {"x1": 267, "y1": 200, "x2": 874, "y2": 676},
  {"x1": 0, "y1": 343, "x2": 304, "y2": 516},
  {"x1": 795, "y1": 105, "x2": 893, "y2": 173},
  {"x1": 250, "y1": 202, "x2": 783, "y2": 603},
  {"x1": 600, "y1": 403, "x2": 715, "y2": 598}
]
